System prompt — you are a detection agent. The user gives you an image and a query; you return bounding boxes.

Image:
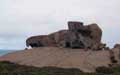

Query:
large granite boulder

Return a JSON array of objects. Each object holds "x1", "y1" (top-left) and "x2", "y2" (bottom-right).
[
  {"x1": 26, "y1": 21, "x2": 102, "y2": 50},
  {"x1": 26, "y1": 35, "x2": 48, "y2": 47},
  {"x1": 85, "y1": 23, "x2": 102, "y2": 49},
  {"x1": 63, "y1": 22, "x2": 102, "y2": 49},
  {"x1": 26, "y1": 35, "x2": 57, "y2": 47},
  {"x1": 114, "y1": 44, "x2": 120, "y2": 49},
  {"x1": 48, "y1": 30, "x2": 68, "y2": 47},
  {"x1": 26, "y1": 30, "x2": 68, "y2": 48}
]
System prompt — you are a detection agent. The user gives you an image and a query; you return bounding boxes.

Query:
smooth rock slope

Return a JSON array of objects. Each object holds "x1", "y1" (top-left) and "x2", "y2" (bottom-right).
[{"x1": 0, "y1": 47, "x2": 111, "y2": 72}]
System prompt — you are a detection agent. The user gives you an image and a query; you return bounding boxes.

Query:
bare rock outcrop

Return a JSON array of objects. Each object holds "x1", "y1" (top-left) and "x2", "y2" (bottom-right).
[
  {"x1": 0, "y1": 47, "x2": 111, "y2": 72},
  {"x1": 113, "y1": 44, "x2": 120, "y2": 65},
  {"x1": 26, "y1": 21, "x2": 102, "y2": 50}
]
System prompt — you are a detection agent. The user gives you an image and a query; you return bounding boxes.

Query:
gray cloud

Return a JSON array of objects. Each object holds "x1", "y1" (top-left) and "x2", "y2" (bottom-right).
[{"x1": 0, "y1": 0, "x2": 120, "y2": 49}]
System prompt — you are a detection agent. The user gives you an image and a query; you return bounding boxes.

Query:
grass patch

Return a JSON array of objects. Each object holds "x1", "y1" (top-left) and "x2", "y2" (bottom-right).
[
  {"x1": 0, "y1": 61, "x2": 120, "y2": 75},
  {"x1": 0, "y1": 61, "x2": 83, "y2": 75}
]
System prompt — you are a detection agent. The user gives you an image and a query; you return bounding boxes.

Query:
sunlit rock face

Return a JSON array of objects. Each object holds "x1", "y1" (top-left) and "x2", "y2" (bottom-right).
[{"x1": 26, "y1": 21, "x2": 102, "y2": 50}]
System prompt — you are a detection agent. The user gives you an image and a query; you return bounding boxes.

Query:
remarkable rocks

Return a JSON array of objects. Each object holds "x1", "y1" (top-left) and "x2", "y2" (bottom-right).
[
  {"x1": 1, "y1": 21, "x2": 120, "y2": 73},
  {"x1": 26, "y1": 21, "x2": 102, "y2": 50}
]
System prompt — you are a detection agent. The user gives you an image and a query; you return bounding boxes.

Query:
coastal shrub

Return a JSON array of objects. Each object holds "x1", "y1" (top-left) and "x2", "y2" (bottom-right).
[
  {"x1": 96, "y1": 66, "x2": 114, "y2": 74},
  {"x1": 0, "y1": 61, "x2": 83, "y2": 75},
  {"x1": 96, "y1": 66, "x2": 120, "y2": 74},
  {"x1": 1, "y1": 61, "x2": 120, "y2": 75},
  {"x1": 111, "y1": 66, "x2": 120, "y2": 73}
]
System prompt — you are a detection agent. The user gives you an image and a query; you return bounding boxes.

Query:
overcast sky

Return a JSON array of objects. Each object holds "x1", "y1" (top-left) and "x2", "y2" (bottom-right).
[{"x1": 0, "y1": 0, "x2": 120, "y2": 50}]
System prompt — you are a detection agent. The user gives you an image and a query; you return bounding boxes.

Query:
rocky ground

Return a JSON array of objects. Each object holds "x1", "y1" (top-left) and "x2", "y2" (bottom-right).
[{"x1": 1, "y1": 47, "x2": 119, "y2": 72}]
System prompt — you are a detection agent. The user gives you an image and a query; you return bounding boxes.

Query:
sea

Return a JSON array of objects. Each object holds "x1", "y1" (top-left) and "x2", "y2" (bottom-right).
[{"x1": 0, "y1": 50, "x2": 14, "y2": 56}]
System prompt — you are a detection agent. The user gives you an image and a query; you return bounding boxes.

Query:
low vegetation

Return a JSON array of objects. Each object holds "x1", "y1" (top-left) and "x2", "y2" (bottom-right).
[{"x1": 0, "y1": 61, "x2": 120, "y2": 75}]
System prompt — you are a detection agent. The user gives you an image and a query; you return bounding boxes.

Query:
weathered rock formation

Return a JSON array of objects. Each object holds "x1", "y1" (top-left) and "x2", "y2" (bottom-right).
[
  {"x1": 114, "y1": 44, "x2": 120, "y2": 49},
  {"x1": 26, "y1": 21, "x2": 102, "y2": 50},
  {"x1": 26, "y1": 30, "x2": 68, "y2": 47}
]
